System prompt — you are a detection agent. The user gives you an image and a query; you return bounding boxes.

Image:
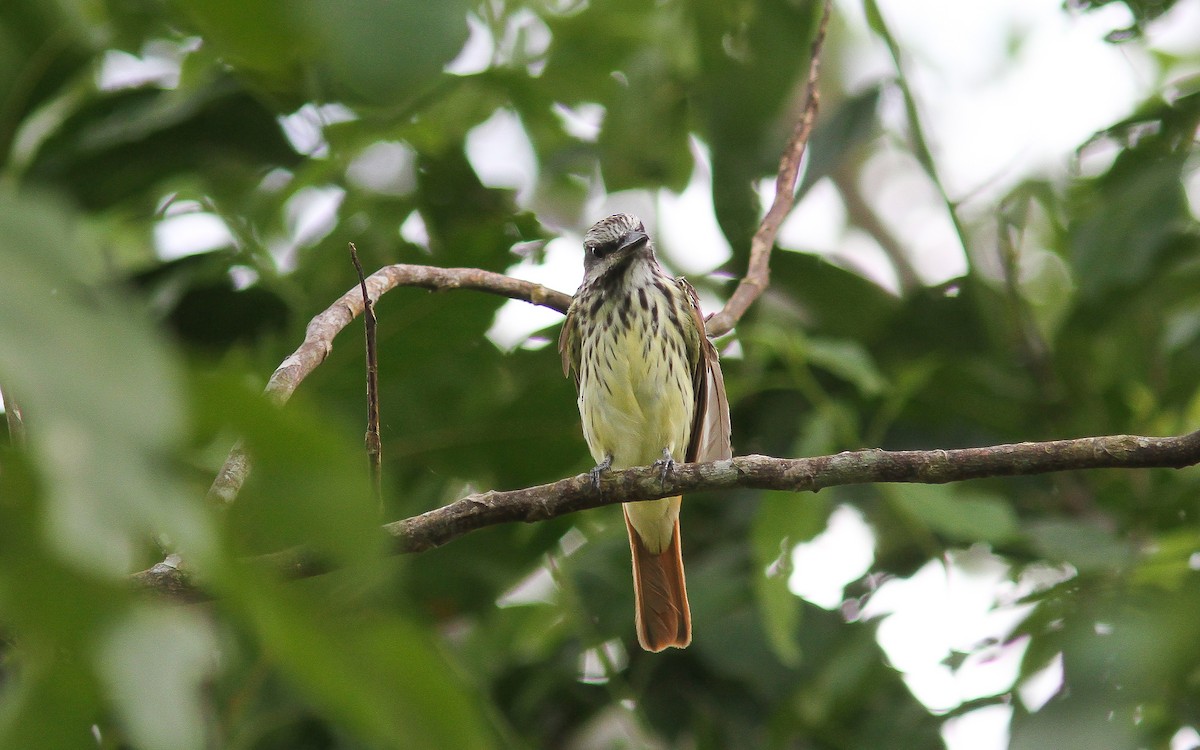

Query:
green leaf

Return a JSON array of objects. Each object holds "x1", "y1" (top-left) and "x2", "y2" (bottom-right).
[
  {"x1": 888, "y1": 484, "x2": 1018, "y2": 544},
  {"x1": 688, "y1": 547, "x2": 795, "y2": 699},
  {"x1": 0, "y1": 453, "x2": 117, "y2": 749},
  {"x1": 221, "y1": 578, "x2": 497, "y2": 749},
  {"x1": 1010, "y1": 698, "x2": 1137, "y2": 750},
  {"x1": 1068, "y1": 149, "x2": 1190, "y2": 303},
  {"x1": 797, "y1": 86, "x2": 882, "y2": 196},
  {"x1": 806, "y1": 337, "x2": 888, "y2": 397},
  {"x1": 96, "y1": 606, "x2": 219, "y2": 750},
  {"x1": 1025, "y1": 520, "x2": 1133, "y2": 572},
  {"x1": 0, "y1": 1, "x2": 95, "y2": 164},
  {"x1": 750, "y1": 491, "x2": 831, "y2": 665},
  {"x1": 692, "y1": 0, "x2": 821, "y2": 249},
  {"x1": 191, "y1": 371, "x2": 382, "y2": 567},
  {"x1": 758, "y1": 250, "x2": 900, "y2": 341},
  {"x1": 169, "y1": 0, "x2": 469, "y2": 108},
  {"x1": 27, "y1": 77, "x2": 300, "y2": 209},
  {"x1": 0, "y1": 188, "x2": 213, "y2": 575}
]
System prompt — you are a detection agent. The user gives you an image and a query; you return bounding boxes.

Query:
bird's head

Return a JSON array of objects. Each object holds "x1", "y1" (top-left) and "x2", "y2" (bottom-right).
[{"x1": 581, "y1": 213, "x2": 654, "y2": 284}]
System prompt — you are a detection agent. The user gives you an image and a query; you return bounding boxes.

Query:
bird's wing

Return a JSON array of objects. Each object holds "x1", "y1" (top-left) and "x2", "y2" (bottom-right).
[
  {"x1": 680, "y1": 279, "x2": 732, "y2": 463},
  {"x1": 558, "y1": 302, "x2": 581, "y2": 386}
]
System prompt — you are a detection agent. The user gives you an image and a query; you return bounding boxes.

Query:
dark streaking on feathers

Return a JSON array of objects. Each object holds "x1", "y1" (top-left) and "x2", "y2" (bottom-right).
[{"x1": 559, "y1": 213, "x2": 732, "y2": 652}]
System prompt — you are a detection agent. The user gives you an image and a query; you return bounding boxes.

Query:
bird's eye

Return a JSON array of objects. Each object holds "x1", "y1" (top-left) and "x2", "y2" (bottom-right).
[
  {"x1": 589, "y1": 240, "x2": 620, "y2": 258},
  {"x1": 585, "y1": 243, "x2": 598, "y2": 256}
]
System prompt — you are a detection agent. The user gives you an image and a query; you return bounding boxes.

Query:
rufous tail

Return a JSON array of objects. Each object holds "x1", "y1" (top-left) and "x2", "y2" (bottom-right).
[{"x1": 624, "y1": 506, "x2": 691, "y2": 652}]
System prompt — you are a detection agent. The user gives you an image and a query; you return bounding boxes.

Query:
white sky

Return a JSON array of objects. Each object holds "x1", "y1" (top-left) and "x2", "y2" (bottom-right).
[{"x1": 93, "y1": 0, "x2": 1200, "y2": 746}]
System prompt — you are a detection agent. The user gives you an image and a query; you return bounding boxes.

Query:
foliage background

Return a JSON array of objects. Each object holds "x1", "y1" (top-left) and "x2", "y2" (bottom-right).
[{"x1": 1, "y1": 0, "x2": 1199, "y2": 748}]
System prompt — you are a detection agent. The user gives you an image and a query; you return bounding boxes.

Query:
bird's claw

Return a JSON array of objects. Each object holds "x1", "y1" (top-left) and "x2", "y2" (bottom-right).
[
  {"x1": 590, "y1": 455, "x2": 613, "y2": 491},
  {"x1": 652, "y1": 449, "x2": 676, "y2": 487}
]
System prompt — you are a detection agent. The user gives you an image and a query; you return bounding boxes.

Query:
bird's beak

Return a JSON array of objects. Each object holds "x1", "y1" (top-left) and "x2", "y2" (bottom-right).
[{"x1": 617, "y1": 230, "x2": 649, "y2": 253}]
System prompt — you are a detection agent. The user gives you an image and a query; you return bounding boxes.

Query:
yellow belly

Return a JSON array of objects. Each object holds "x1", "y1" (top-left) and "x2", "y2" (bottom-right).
[
  {"x1": 579, "y1": 318, "x2": 693, "y2": 469},
  {"x1": 577, "y1": 300, "x2": 694, "y2": 553}
]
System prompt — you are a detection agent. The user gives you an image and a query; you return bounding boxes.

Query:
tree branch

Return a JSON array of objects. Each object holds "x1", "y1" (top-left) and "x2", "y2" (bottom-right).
[
  {"x1": 206, "y1": 264, "x2": 572, "y2": 504},
  {"x1": 203, "y1": 3, "x2": 830, "y2": 503},
  {"x1": 705, "y1": 0, "x2": 831, "y2": 338},
  {"x1": 140, "y1": 429, "x2": 1200, "y2": 599}
]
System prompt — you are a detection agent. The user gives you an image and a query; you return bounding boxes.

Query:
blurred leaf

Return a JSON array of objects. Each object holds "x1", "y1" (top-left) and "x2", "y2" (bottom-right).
[
  {"x1": 1070, "y1": 0, "x2": 1182, "y2": 39},
  {"x1": 1010, "y1": 697, "x2": 1137, "y2": 750},
  {"x1": 192, "y1": 372, "x2": 382, "y2": 567},
  {"x1": 889, "y1": 484, "x2": 1019, "y2": 545},
  {"x1": 806, "y1": 337, "x2": 888, "y2": 397},
  {"x1": 797, "y1": 86, "x2": 882, "y2": 196},
  {"x1": 1026, "y1": 520, "x2": 1133, "y2": 572},
  {"x1": 693, "y1": 0, "x2": 821, "y2": 250},
  {"x1": 131, "y1": 249, "x2": 291, "y2": 350},
  {"x1": 0, "y1": 187, "x2": 212, "y2": 575},
  {"x1": 96, "y1": 605, "x2": 218, "y2": 750},
  {"x1": 0, "y1": 454, "x2": 117, "y2": 749},
  {"x1": 750, "y1": 491, "x2": 831, "y2": 665},
  {"x1": 219, "y1": 578, "x2": 498, "y2": 749},
  {"x1": 0, "y1": 1, "x2": 95, "y2": 163},
  {"x1": 1068, "y1": 149, "x2": 1190, "y2": 303},
  {"x1": 297, "y1": 0, "x2": 469, "y2": 108},
  {"x1": 689, "y1": 548, "x2": 796, "y2": 702},
  {"x1": 595, "y1": 65, "x2": 692, "y2": 192},
  {"x1": 1067, "y1": 89, "x2": 1200, "y2": 304},
  {"x1": 169, "y1": 0, "x2": 469, "y2": 108},
  {"x1": 386, "y1": 75, "x2": 506, "y2": 155},
  {"x1": 757, "y1": 250, "x2": 900, "y2": 341},
  {"x1": 26, "y1": 77, "x2": 300, "y2": 209},
  {"x1": 1128, "y1": 527, "x2": 1200, "y2": 590}
]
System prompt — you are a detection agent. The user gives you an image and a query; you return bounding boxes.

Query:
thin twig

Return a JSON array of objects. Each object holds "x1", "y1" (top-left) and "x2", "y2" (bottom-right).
[
  {"x1": 139, "y1": 429, "x2": 1200, "y2": 599},
  {"x1": 706, "y1": 0, "x2": 832, "y2": 338},
  {"x1": 349, "y1": 243, "x2": 383, "y2": 509}
]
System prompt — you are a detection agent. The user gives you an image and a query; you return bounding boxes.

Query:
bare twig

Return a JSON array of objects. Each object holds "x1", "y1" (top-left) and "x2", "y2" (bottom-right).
[
  {"x1": 205, "y1": 264, "x2": 572, "y2": 504},
  {"x1": 705, "y1": 0, "x2": 832, "y2": 338},
  {"x1": 0, "y1": 384, "x2": 25, "y2": 448},
  {"x1": 140, "y1": 429, "x2": 1200, "y2": 599},
  {"x1": 349, "y1": 243, "x2": 383, "y2": 508}
]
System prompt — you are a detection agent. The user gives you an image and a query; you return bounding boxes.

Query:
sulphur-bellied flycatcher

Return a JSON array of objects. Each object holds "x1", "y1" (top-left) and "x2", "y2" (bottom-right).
[{"x1": 559, "y1": 213, "x2": 732, "y2": 652}]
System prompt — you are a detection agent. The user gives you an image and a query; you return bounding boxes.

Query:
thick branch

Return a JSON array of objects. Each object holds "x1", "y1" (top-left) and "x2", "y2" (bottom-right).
[
  {"x1": 142, "y1": 429, "x2": 1200, "y2": 599},
  {"x1": 705, "y1": 0, "x2": 831, "y2": 338}
]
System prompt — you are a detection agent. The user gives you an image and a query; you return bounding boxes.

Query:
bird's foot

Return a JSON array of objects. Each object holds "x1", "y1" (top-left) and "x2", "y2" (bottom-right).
[
  {"x1": 590, "y1": 455, "x2": 613, "y2": 491},
  {"x1": 652, "y1": 448, "x2": 676, "y2": 487}
]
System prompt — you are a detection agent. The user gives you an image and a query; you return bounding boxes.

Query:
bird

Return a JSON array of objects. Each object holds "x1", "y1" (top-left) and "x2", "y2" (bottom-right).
[{"x1": 559, "y1": 213, "x2": 732, "y2": 652}]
